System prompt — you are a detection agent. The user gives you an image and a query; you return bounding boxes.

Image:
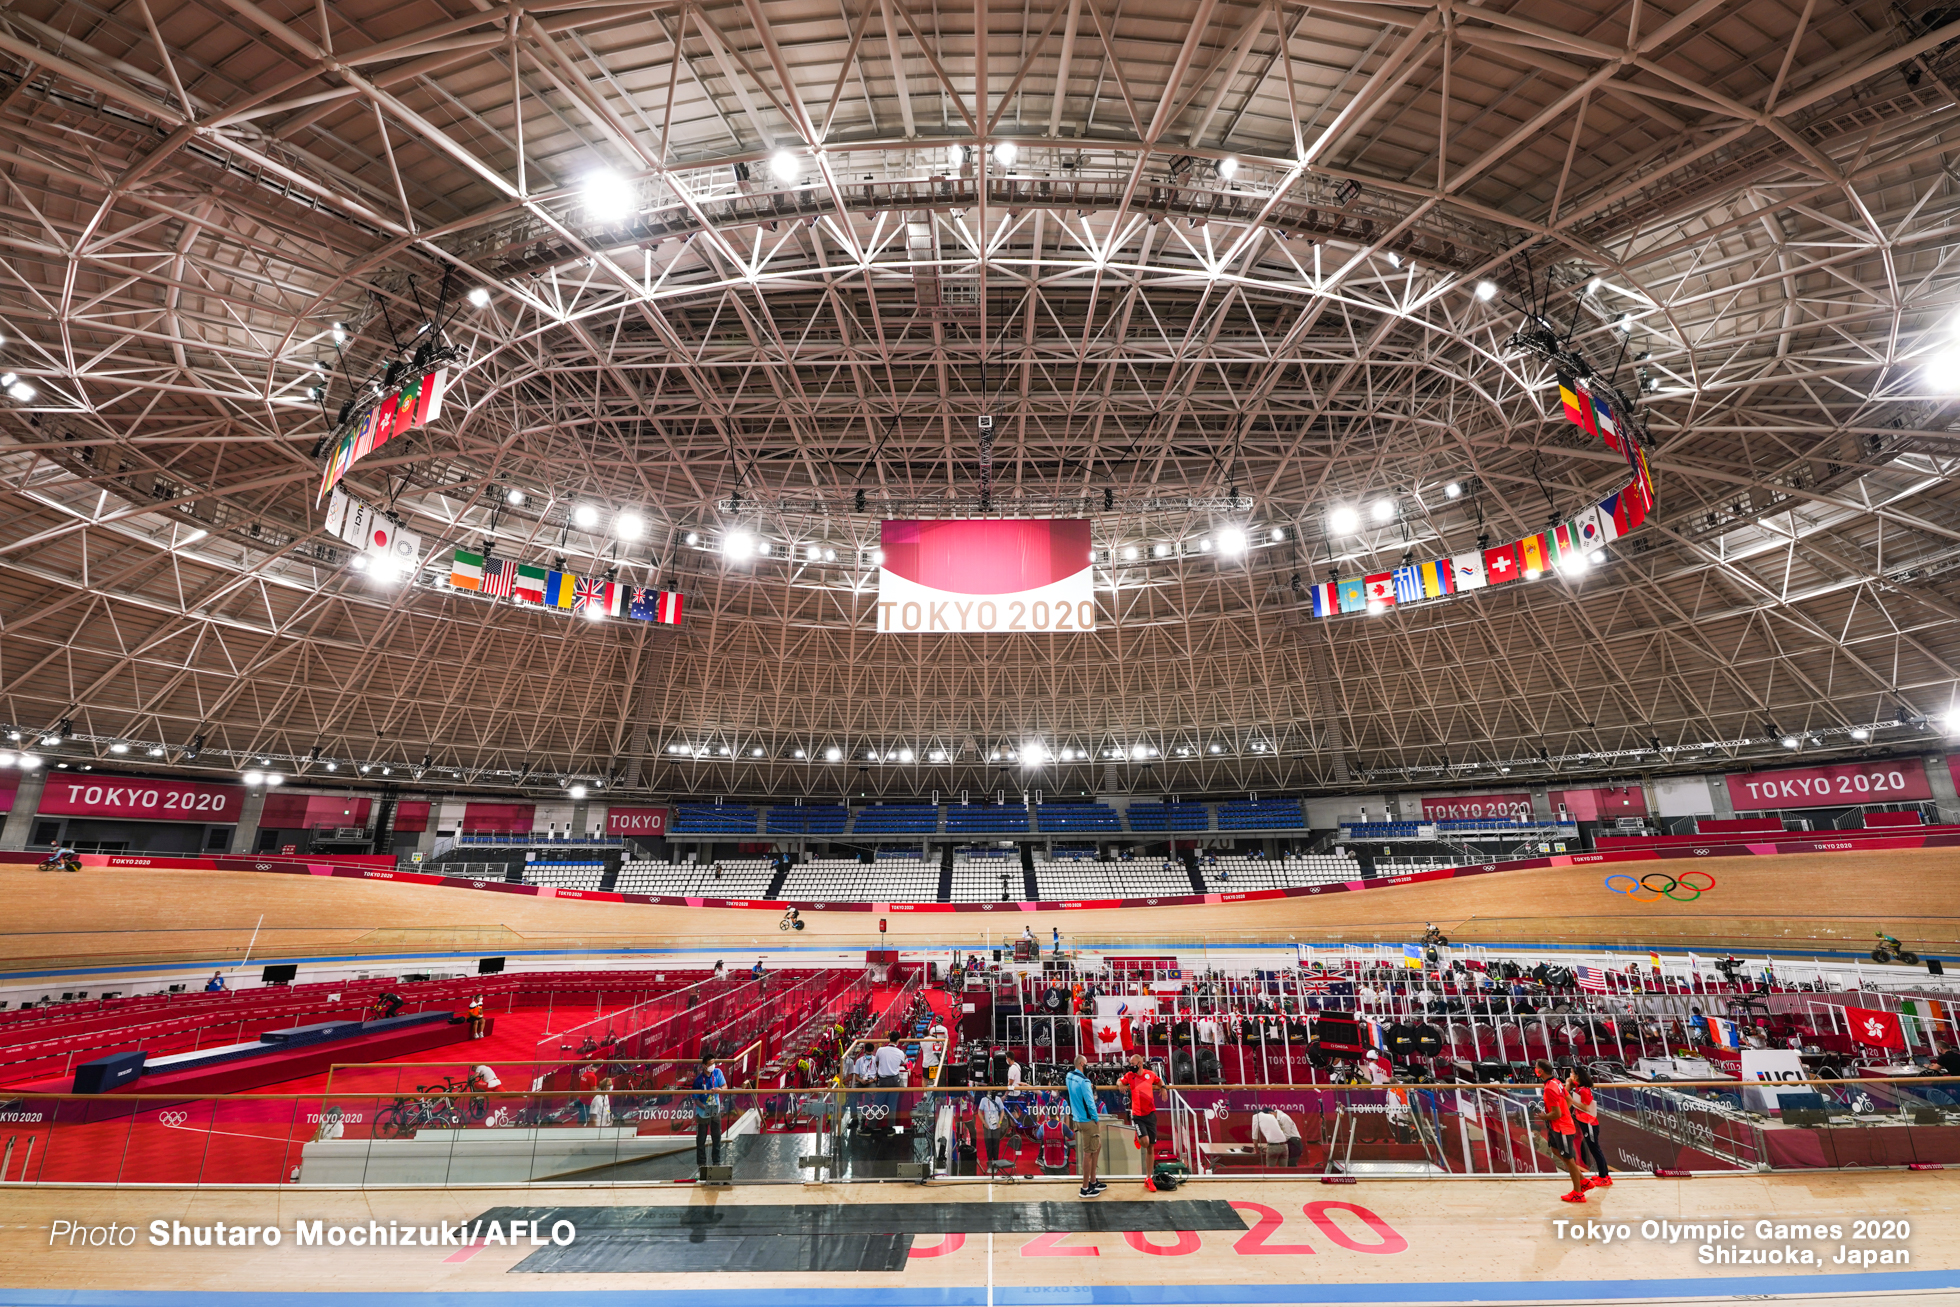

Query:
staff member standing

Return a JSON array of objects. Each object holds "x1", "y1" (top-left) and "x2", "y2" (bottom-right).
[
  {"x1": 1535, "y1": 1059, "x2": 1589, "y2": 1203},
  {"x1": 1568, "y1": 1065, "x2": 1612, "y2": 1188},
  {"x1": 1120, "y1": 1053, "x2": 1163, "y2": 1157},
  {"x1": 1066, "y1": 1056, "x2": 1104, "y2": 1197},
  {"x1": 873, "y1": 1033, "x2": 908, "y2": 1133},
  {"x1": 690, "y1": 1054, "x2": 727, "y2": 1175}
]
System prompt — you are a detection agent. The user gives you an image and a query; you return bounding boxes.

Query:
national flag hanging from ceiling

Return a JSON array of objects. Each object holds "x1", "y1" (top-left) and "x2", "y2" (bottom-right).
[
  {"x1": 513, "y1": 563, "x2": 547, "y2": 604},
  {"x1": 1593, "y1": 394, "x2": 1623, "y2": 455},
  {"x1": 1391, "y1": 564, "x2": 1422, "y2": 603},
  {"x1": 481, "y1": 558, "x2": 517, "y2": 598},
  {"x1": 1558, "y1": 373, "x2": 1587, "y2": 427},
  {"x1": 1518, "y1": 533, "x2": 1548, "y2": 575},
  {"x1": 544, "y1": 571, "x2": 578, "y2": 609},
  {"x1": 1308, "y1": 581, "x2": 1337, "y2": 617},
  {"x1": 1364, "y1": 573, "x2": 1396, "y2": 607},
  {"x1": 1451, "y1": 552, "x2": 1486, "y2": 590},
  {"x1": 449, "y1": 549, "x2": 483, "y2": 591},
  {"x1": 315, "y1": 366, "x2": 450, "y2": 503},
  {"x1": 629, "y1": 588, "x2": 685, "y2": 624},
  {"x1": 1417, "y1": 557, "x2": 1454, "y2": 598},
  {"x1": 574, "y1": 575, "x2": 609, "y2": 614},
  {"x1": 1484, "y1": 542, "x2": 1519, "y2": 584},
  {"x1": 1337, "y1": 577, "x2": 1367, "y2": 613}
]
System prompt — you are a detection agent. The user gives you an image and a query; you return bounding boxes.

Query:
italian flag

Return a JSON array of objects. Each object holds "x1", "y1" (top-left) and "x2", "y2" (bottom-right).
[
  {"x1": 449, "y1": 549, "x2": 484, "y2": 591},
  {"x1": 513, "y1": 563, "x2": 547, "y2": 604}
]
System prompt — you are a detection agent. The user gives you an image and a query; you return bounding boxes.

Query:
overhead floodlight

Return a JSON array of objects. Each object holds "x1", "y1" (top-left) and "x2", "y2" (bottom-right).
[
  {"x1": 806, "y1": 543, "x2": 823, "y2": 561},
  {"x1": 1217, "y1": 527, "x2": 1247, "y2": 556},
  {"x1": 7, "y1": 381, "x2": 34, "y2": 402},
  {"x1": 1925, "y1": 345, "x2": 1960, "y2": 392},
  {"x1": 992, "y1": 140, "x2": 1018, "y2": 168},
  {"x1": 1587, "y1": 276, "x2": 1603, "y2": 294},
  {"x1": 584, "y1": 171, "x2": 635, "y2": 221},
  {"x1": 685, "y1": 531, "x2": 700, "y2": 545},
  {"x1": 1780, "y1": 734, "x2": 1801, "y2": 749},
  {"x1": 1021, "y1": 742, "x2": 1045, "y2": 766},
  {"x1": 1444, "y1": 482, "x2": 1462, "y2": 498},
  {"x1": 1385, "y1": 251, "x2": 1401, "y2": 268},
  {"x1": 1474, "y1": 280, "x2": 1498, "y2": 301},
  {"x1": 930, "y1": 749, "x2": 946, "y2": 762},
  {"x1": 1366, "y1": 598, "x2": 1385, "y2": 614},
  {"x1": 757, "y1": 541, "x2": 772, "y2": 556},
  {"x1": 331, "y1": 322, "x2": 348, "y2": 345},
  {"x1": 1850, "y1": 727, "x2": 1872, "y2": 741},
  {"x1": 724, "y1": 531, "x2": 754, "y2": 559},
  {"x1": 1328, "y1": 506, "x2": 1360, "y2": 535},
  {"x1": 569, "y1": 783, "x2": 589, "y2": 799},
  {"x1": 1616, "y1": 313, "x2": 1634, "y2": 333},
  {"x1": 572, "y1": 504, "x2": 600, "y2": 529},
  {"x1": 1153, "y1": 542, "x2": 1171, "y2": 557},
  {"x1": 146, "y1": 746, "x2": 164, "y2": 757},
  {"x1": 1270, "y1": 527, "x2": 1285, "y2": 542},
  {"x1": 793, "y1": 748, "x2": 807, "y2": 758},
  {"x1": 1565, "y1": 549, "x2": 1592, "y2": 572},
  {"x1": 1217, "y1": 156, "x2": 1239, "y2": 180},
  {"x1": 1122, "y1": 545, "x2": 1139, "y2": 561},
  {"x1": 1130, "y1": 744, "x2": 1147, "y2": 760},
  {"x1": 825, "y1": 746, "x2": 842, "y2": 761},
  {"x1": 1371, "y1": 498, "x2": 1395, "y2": 522},
  {"x1": 466, "y1": 286, "x2": 492, "y2": 308},
  {"x1": 506, "y1": 488, "x2": 525, "y2": 505},
  {"x1": 583, "y1": 604, "x2": 604, "y2": 621},
  {"x1": 769, "y1": 149, "x2": 801, "y2": 183},
  {"x1": 615, "y1": 511, "x2": 645, "y2": 540},
  {"x1": 324, "y1": 760, "x2": 337, "y2": 771},
  {"x1": 898, "y1": 747, "x2": 915, "y2": 763},
  {"x1": 752, "y1": 748, "x2": 765, "y2": 757},
  {"x1": 1208, "y1": 743, "x2": 1221, "y2": 754},
  {"x1": 265, "y1": 773, "x2": 284, "y2": 786},
  {"x1": 243, "y1": 770, "x2": 265, "y2": 786}
]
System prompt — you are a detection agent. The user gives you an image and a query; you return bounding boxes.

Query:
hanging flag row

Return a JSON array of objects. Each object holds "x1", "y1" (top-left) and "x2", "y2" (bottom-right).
[
  {"x1": 1305, "y1": 370, "x2": 1657, "y2": 619},
  {"x1": 449, "y1": 549, "x2": 684, "y2": 625},
  {"x1": 316, "y1": 366, "x2": 449, "y2": 504},
  {"x1": 1306, "y1": 475, "x2": 1652, "y2": 617}
]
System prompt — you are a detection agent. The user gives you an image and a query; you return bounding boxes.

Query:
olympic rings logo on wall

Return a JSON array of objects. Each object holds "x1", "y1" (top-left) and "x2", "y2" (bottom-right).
[
  {"x1": 156, "y1": 1110, "x2": 191, "y2": 1126},
  {"x1": 1604, "y1": 870, "x2": 1715, "y2": 902}
]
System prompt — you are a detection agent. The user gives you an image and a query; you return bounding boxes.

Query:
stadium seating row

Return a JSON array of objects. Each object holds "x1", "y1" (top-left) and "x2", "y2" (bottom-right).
[{"x1": 663, "y1": 798, "x2": 1315, "y2": 835}]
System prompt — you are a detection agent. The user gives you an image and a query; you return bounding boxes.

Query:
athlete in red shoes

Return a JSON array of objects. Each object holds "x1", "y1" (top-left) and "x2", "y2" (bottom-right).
[{"x1": 1534, "y1": 1059, "x2": 1589, "y2": 1203}]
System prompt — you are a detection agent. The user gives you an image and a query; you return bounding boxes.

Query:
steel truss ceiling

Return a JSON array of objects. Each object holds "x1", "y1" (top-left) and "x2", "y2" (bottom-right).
[{"x1": 4, "y1": 0, "x2": 1960, "y2": 801}]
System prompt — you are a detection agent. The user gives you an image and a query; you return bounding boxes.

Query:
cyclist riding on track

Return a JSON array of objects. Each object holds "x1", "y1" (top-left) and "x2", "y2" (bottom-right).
[{"x1": 38, "y1": 846, "x2": 81, "y2": 873}]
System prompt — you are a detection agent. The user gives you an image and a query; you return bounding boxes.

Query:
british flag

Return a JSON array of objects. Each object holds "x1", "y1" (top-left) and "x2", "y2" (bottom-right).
[
  {"x1": 574, "y1": 576, "x2": 609, "y2": 614},
  {"x1": 1575, "y1": 965, "x2": 1609, "y2": 993}
]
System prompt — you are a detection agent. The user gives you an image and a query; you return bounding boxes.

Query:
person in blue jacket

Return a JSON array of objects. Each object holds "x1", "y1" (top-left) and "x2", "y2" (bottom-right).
[{"x1": 1066, "y1": 1055, "x2": 1104, "y2": 1197}]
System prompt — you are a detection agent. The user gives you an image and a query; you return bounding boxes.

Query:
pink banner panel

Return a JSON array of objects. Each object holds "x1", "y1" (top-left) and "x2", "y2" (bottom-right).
[
  {"x1": 1419, "y1": 792, "x2": 1532, "y2": 821},
  {"x1": 606, "y1": 805, "x2": 670, "y2": 836},
  {"x1": 1725, "y1": 759, "x2": 1931, "y2": 811},
  {"x1": 37, "y1": 775, "x2": 244, "y2": 822}
]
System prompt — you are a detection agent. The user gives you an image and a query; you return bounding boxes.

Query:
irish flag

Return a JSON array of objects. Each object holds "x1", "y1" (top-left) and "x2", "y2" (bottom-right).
[{"x1": 449, "y1": 549, "x2": 483, "y2": 591}]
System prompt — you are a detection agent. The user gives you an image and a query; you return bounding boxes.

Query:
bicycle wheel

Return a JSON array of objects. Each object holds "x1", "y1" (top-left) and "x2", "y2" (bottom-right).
[
  {"x1": 373, "y1": 1105, "x2": 408, "y2": 1139},
  {"x1": 780, "y1": 918, "x2": 791, "y2": 930},
  {"x1": 1901, "y1": 950, "x2": 1920, "y2": 965}
]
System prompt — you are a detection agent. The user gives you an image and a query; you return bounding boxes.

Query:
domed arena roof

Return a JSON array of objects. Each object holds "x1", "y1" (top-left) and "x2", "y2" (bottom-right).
[{"x1": 2, "y1": 0, "x2": 1959, "y2": 799}]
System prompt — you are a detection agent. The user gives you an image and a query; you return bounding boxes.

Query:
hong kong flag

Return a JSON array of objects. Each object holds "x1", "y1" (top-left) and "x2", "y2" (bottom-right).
[{"x1": 1846, "y1": 1006, "x2": 1905, "y2": 1049}]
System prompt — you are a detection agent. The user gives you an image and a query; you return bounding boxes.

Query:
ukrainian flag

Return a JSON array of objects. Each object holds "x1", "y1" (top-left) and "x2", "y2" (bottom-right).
[
  {"x1": 545, "y1": 570, "x2": 577, "y2": 609},
  {"x1": 1402, "y1": 943, "x2": 1424, "y2": 968}
]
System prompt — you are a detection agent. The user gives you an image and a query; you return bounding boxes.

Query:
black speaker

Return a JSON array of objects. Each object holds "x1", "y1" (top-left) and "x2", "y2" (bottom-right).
[{"x1": 1929, "y1": 959, "x2": 1945, "y2": 976}]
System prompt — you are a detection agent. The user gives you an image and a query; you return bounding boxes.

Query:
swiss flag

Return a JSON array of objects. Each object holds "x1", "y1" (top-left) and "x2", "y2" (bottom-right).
[
  {"x1": 1846, "y1": 1006, "x2": 1905, "y2": 1050},
  {"x1": 1484, "y1": 543, "x2": 1520, "y2": 584}
]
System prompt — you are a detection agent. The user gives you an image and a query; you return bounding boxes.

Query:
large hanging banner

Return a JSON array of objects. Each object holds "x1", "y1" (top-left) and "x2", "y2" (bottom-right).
[
  {"x1": 877, "y1": 519, "x2": 1096, "y2": 633},
  {"x1": 1725, "y1": 759, "x2": 1931, "y2": 811}
]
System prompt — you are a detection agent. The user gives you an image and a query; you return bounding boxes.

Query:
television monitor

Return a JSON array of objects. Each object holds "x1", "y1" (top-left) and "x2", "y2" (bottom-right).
[
  {"x1": 260, "y1": 964, "x2": 298, "y2": 984},
  {"x1": 477, "y1": 956, "x2": 506, "y2": 975}
]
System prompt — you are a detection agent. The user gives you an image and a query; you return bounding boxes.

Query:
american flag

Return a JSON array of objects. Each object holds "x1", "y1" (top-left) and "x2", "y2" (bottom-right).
[
  {"x1": 481, "y1": 558, "x2": 516, "y2": 598},
  {"x1": 1575, "y1": 965, "x2": 1609, "y2": 993}
]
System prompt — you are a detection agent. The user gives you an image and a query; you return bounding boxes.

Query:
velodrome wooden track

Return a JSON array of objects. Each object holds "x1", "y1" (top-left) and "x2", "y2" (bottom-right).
[{"x1": 2, "y1": 848, "x2": 1955, "y2": 972}]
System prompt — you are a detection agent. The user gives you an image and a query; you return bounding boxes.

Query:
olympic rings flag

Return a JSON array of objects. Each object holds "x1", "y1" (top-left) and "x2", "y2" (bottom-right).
[
  {"x1": 1604, "y1": 870, "x2": 1716, "y2": 902},
  {"x1": 877, "y1": 519, "x2": 1096, "y2": 634}
]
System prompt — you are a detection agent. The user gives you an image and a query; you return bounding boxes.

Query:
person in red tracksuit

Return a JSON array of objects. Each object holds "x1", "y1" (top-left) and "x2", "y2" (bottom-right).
[
  {"x1": 1534, "y1": 1059, "x2": 1588, "y2": 1203},
  {"x1": 1568, "y1": 1065, "x2": 1612, "y2": 1189}
]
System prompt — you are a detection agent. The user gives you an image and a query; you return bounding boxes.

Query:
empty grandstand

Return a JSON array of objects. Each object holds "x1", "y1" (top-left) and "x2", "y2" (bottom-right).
[
  {"x1": 778, "y1": 857, "x2": 940, "y2": 901},
  {"x1": 613, "y1": 858, "x2": 778, "y2": 897},
  {"x1": 850, "y1": 804, "x2": 942, "y2": 837}
]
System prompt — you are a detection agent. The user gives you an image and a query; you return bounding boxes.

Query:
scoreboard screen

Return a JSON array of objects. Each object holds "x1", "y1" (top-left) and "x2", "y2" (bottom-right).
[{"x1": 878, "y1": 519, "x2": 1096, "y2": 633}]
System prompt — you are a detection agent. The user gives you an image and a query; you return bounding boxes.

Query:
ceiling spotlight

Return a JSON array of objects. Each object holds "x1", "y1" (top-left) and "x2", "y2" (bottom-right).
[
  {"x1": 1209, "y1": 743, "x2": 1221, "y2": 754},
  {"x1": 1270, "y1": 527, "x2": 1285, "y2": 542},
  {"x1": 1925, "y1": 345, "x2": 1960, "y2": 392},
  {"x1": 898, "y1": 747, "x2": 915, "y2": 763},
  {"x1": 1371, "y1": 498, "x2": 1395, "y2": 522},
  {"x1": 823, "y1": 547, "x2": 836, "y2": 562},
  {"x1": 756, "y1": 541, "x2": 772, "y2": 556},
  {"x1": 572, "y1": 504, "x2": 599, "y2": 529},
  {"x1": 1524, "y1": 567, "x2": 1541, "y2": 580},
  {"x1": 724, "y1": 531, "x2": 754, "y2": 559},
  {"x1": 569, "y1": 783, "x2": 588, "y2": 798},
  {"x1": 825, "y1": 746, "x2": 842, "y2": 761},
  {"x1": 1217, "y1": 156, "x2": 1239, "y2": 180},
  {"x1": 615, "y1": 511, "x2": 645, "y2": 540},
  {"x1": 1444, "y1": 482, "x2": 1462, "y2": 499},
  {"x1": 769, "y1": 149, "x2": 801, "y2": 183},
  {"x1": 265, "y1": 773, "x2": 284, "y2": 786},
  {"x1": 1385, "y1": 251, "x2": 1401, "y2": 268},
  {"x1": 1780, "y1": 734, "x2": 1801, "y2": 749},
  {"x1": 1850, "y1": 727, "x2": 1871, "y2": 741},
  {"x1": 381, "y1": 766, "x2": 392, "y2": 775},
  {"x1": 505, "y1": 488, "x2": 525, "y2": 506},
  {"x1": 793, "y1": 748, "x2": 807, "y2": 758},
  {"x1": 1021, "y1": 742, "x2": 1045, "y2": 766},
  {"x1": 1328, "y1": 506, "x2": 1360, "y2": 535},
  {"x1": 1130, "y1": 744, "x2": 1148, "y2": 760},
  {"x1": 466, "y1": 286, "x2": 492, "y2": 308},
  {"x1": 752, "y1": 748, "x2": 765, "y2": 757},
  {"x1": 1217, "y1": 527, "x2": 1247, "y2": 556},
  {"x1": 324, "y1": 760, "x2": 337, "y2": 771},
  {"x1": 7, "y1": 381, "x2": 36, "y2": 402},
  {"x1": 1122, "y1": 545, "x2": 1140, "y2": 561},
  {"x1": 992, "y1": 140, "x2": 1018, "y2": 168},
  {"x1": 108, "y1": 742, "x2": 129, "y2": 754},
  {"x1": 930, "y1": 749, "x2": 946, "y2": 762},
  {"x1": 1152, "y1": 542, "x2": 1171, "y2": 557},
  {"x1": 1587, "y1": 276, "x2": 1603, "y2": 294},
  {"x1": 1366, "y1": 598, "x2": 1385, "y2": 614},
  {"x1": 806, "y1": 543, "x2": 823, "y2": 561},
  {"x1": 1566, "y1": 549, "x2": 1592, "y2": 571},
  {"x1": 243, "y1": 770, "x2": 265, "y2": 786},
  {"x1": 583, "y1": 604, "x2": 604, "y2": 621},
  {"x1": 146, "y1": 746, "x2": 164, "y2": 757},
  {"x1": 685, "y1": 531, "x2": 700, "y2": 546},
  {"x1": 584, "y1": 170, "x2": 635, "y2": 221},
  {"x1": 1616, "y1": 313, "x2": 1634, "y2": 333},
  {"x1": 1474, "y1": 280, "x2": 1498, "y2": 301},
  {"x1": 331, "y1": 322, "x2": 347, "y2": 345}
]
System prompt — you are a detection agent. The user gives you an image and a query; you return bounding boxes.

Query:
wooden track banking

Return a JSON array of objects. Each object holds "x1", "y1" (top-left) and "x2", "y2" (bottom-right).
[{"x1": 2, "y1": 848, "x2": 1955, "y2": 972}]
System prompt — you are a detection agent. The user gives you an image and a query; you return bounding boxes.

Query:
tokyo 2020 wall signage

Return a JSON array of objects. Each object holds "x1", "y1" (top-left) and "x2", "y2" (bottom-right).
[
  {"x1": 1419, "y1": 793, "x2": 1533, "y2": 821},
  {"x1": 605, "y1": 806, "x2": 669, "y2": 837},
  {"x1": 39, "y1": 776, "x2": 245, "y2": 822},
  {"x1": 877, "y1": 519, "x2": 1096, "y2": 633},
  {"x1": 1724, "y1": 760, "x2": 1931, "y2": 811}
]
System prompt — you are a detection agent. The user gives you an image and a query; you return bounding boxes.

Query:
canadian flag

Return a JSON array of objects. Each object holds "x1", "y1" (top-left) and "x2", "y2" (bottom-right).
[
  {"x1": 1093, "y1": 996, "x2": 1155, "y2": 1054},
  {"x1": 1846, "y1": 1006, "x2": 1905, "y2": 1050}
]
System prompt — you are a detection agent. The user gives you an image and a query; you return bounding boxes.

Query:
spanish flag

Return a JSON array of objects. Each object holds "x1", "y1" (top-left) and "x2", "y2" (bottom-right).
[{"x1": 1518, "y1": 533, "x2": 1548, "y2": 575}]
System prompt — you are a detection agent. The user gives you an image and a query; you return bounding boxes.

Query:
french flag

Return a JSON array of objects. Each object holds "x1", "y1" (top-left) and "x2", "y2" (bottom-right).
[{"x1": 1308, "y1": 580, "x2": 1338, "y2": 617}]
